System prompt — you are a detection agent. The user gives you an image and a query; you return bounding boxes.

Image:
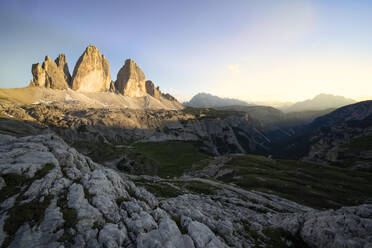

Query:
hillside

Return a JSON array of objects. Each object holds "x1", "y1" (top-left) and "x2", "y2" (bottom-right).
[{"x1": 0, "y1": 87, "x2": 183, "y2": 110}]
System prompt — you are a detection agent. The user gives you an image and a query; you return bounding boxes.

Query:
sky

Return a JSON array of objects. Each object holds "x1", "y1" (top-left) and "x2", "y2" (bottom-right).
[{"x1": 0, "y1": 0, "x2": 372, "y2": 102}]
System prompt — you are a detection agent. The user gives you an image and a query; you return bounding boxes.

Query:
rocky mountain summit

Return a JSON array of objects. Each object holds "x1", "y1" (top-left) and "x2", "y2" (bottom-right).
[
  {"x1": 30, "y1": 55, "x2": 71, "y2": 90},
  {"x1": 27, "y1": 45, "x2": 179, "y2": 106},
  {"x1": 71, "y1": 46, "x2": 111, "y2": 92},
  {"x1": 115, "y1": 59, "x2": 147, "y2": 97},
  {"x1": 0, "y1": 133, "x2": 371, "y2": 248}
]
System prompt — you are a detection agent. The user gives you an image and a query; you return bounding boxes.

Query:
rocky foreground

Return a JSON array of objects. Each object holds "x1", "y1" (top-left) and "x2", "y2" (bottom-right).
[{"x1": 0, "y1": 134, "x2": 371, "y2": 248}]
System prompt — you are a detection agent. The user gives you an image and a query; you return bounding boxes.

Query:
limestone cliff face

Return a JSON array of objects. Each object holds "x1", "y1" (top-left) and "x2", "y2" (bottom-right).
[
  {"x1": 115, "y1": 59, "x2": 147, "y2": 97},
  {"x1": 71, "y1": 46, "x2": 111, "y2": 92},
  {"x1": 30, "y1": 55, "x2": 70, "y2": 90}
]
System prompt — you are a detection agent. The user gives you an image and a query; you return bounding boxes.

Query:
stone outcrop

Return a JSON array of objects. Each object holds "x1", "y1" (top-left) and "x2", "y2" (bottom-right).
[
  {"x1": 115, "y1": 59, "x2": 147, "y2": 97},
  {"x1": 27, "y1": 46, "x2": 180, "y2": 103},
  {"x1": 30, "y1": 55, "x2": 70, "y2": 90},
  {"x1": 55, "y1": 54, "x2": 72, "y2": 87},
  {"x1": 162, "y1": 93, "x2": 178, "y2": 102},
  {"x1": 145, "y1": 80, "x2": 162, "y2": 99},
  {"x1": 71, "y1": 46, "x2": 111, "y2": 92}
]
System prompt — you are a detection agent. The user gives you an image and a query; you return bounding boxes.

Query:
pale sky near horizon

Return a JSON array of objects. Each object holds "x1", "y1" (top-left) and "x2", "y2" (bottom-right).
[{"x1": 1, "y1": 0, "x2": 372, "y2": 102}]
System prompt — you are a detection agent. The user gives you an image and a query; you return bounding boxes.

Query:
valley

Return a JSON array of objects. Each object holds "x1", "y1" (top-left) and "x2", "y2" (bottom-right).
[{"x1": 0, "y1": 45, "x2": 371, "y2": 248}]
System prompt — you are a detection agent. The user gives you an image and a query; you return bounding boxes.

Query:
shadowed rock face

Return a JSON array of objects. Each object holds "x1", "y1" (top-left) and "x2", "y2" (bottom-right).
[
  {"x1": 115, "y1": 59, "x2": 147, "y2": 97},
  {"x1": 30, "y1": 55, "x2": 70, "y2": 90},
  {"x1": 55, "y1": 54, "x2": 72, "y2": 87},
  {"x1": 146, "y1": 80, "x2": 162, "y2": 99},
  {"x1": 162, "y1": 93, "x2": 177, "y2": 102},
  {"x1": 71, "y1": 46, "x2": 111, "y2": 92}
]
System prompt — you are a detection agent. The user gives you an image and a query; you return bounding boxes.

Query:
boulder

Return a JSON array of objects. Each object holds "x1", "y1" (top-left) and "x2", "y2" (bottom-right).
[
  {"x1": 115, "y1": 59, "x2": 147, "y2": 97},
  {"x1": 71, "y1": 46, "x2": 111, "y2": 92}
]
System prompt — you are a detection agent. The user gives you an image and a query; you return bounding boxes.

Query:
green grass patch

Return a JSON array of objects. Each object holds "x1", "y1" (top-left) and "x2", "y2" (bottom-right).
[
  {"x1": 171, "y1": 215, "x2": 187, "y2": 234},
  {"x1": 116, "y1": 196, "x2": 130, "y2": 206},
  {"x1": 218, "y1": 155, "x2": 372, "y2": 209},
  {"x1": 2, "y1": 195, "x2": 53, "y2": 248},
  {"x1": 70, "y1": 141, "x2": 130, "y2": 163},
  {"x1": 136, "y1": 182, "x2": 184, "y2": 199},
  {"x1": 133, "y1": 141, "x2": 210, "y2": 178},
  {"x1": 56, "y1": 190, "x2": 78, "y2": 244},
  {"x1": 172, "y1": 181, "x2": 218, "y2": 195},
  {"x1": 0, "y1": 163, "x2": 55, "y2": 203}
]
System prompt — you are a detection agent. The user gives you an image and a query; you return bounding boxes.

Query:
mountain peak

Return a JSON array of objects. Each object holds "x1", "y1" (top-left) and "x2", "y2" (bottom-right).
[
  {"x1": 284, "y1": 93, "x2": 356, "y2": 112},
  {"x1": 29, "y1": 54, "x2": 70, "y2": 90},
  {"x1": 114, "y1": 58, "x2": 147, "y2": 97},
  {"x1": 70, "y1": 45, "x2": 111, "y2": 92},
  {"x1": 185, "y1": 92, "x2": 250, "y2": 108}
]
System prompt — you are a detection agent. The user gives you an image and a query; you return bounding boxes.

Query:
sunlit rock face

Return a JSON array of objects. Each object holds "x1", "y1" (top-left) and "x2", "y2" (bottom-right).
[
  {"x1": 115, "y1": 59, "x2": 147, "y2": 97},
  {"x1": 71, "y1": 46, "x2": 111, "y2": 92},
  {"x1": 30, "y1": 55, "x2": 70, "y2": 90}
]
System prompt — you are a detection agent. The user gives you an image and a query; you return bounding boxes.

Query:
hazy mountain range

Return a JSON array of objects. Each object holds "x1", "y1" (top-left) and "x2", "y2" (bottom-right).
[{"x1": 185, "y1": 92, "x2": 357, "y2": 112}]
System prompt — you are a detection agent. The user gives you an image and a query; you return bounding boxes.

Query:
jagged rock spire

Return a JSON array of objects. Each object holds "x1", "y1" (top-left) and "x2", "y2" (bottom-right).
[{"x1": 30, "y1": 55, "x2": 70, "y2": 90}]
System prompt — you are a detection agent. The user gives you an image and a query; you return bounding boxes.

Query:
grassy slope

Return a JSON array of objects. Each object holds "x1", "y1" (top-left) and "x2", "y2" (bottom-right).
[
  {"x1": 134, "y1": 141, "x2": 210, "y2": 178},
  {"x1": 219, "y1": 154, "x2": 372, "y2": 209}
]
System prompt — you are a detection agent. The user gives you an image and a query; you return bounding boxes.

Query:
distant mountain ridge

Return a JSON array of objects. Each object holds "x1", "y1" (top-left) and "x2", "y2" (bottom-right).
[
  {"x1": 184, "y1": 93, "x2": 251, "y2": 108},
  {"x1": 283, "y1": 93, "x2": 356, "y2": 113},
  {"x1": 185, "y1": 92, "x2": 357, "y2": 112}
]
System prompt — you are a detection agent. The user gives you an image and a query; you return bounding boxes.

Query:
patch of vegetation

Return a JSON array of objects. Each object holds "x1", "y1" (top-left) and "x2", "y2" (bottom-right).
[
  {"x1": 262, "y1": 227, "x2": 309, "y2": 248},
  {"x1": 133, "y1": 141, "x2": 210, "y2": 178},
  {"x1": 173, "y1": 181, "x2": 218, "y2": 195},
  {"x1": 83, "y1": 187, "x2": 95, "y2": 203},
  {"x1": 182, "y1": 107, "x2": 245, "y2": 120},
  {"x1": 92, "y1": 220, "x2": 104, "y2": 230},
  {"x1": 240, "y1": 220, "x2": 308, "y2": 248},
  {"x1": 57, "y1": 190, "x2": 78, "y2": 244},
  {"x1": 240, "y1": 219, "x2": 264, "y2": 245},
  {"x1": 218, "y1": 154, "x2": 372, "y2": 209},
  {"x1": 2, "y1": 195, "x2": 54, "y2": 248},
  {"x1": 0, "y1": 163, "x2": 55, "y2": 203},
  {"x1": 70, "y1": 141, "x2": 131, "y2": 163},
  {"x1": 171, "y1": 215, "x2": 188, "y2": 234},
  {"x1": 136, "y1": 182, "x2": 184, "y2": 199},
  {"x1": 0, "y1": 173, "x2": 27, "y2": 203},
  {"x1": 116, "y1": 196, "x2": 130, "y2": 206}
]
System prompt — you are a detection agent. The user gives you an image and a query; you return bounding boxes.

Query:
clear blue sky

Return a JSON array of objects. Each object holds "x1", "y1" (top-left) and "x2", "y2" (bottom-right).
[{"x1": 1, "y1": 0, "x2": 372, "y2": 101}]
